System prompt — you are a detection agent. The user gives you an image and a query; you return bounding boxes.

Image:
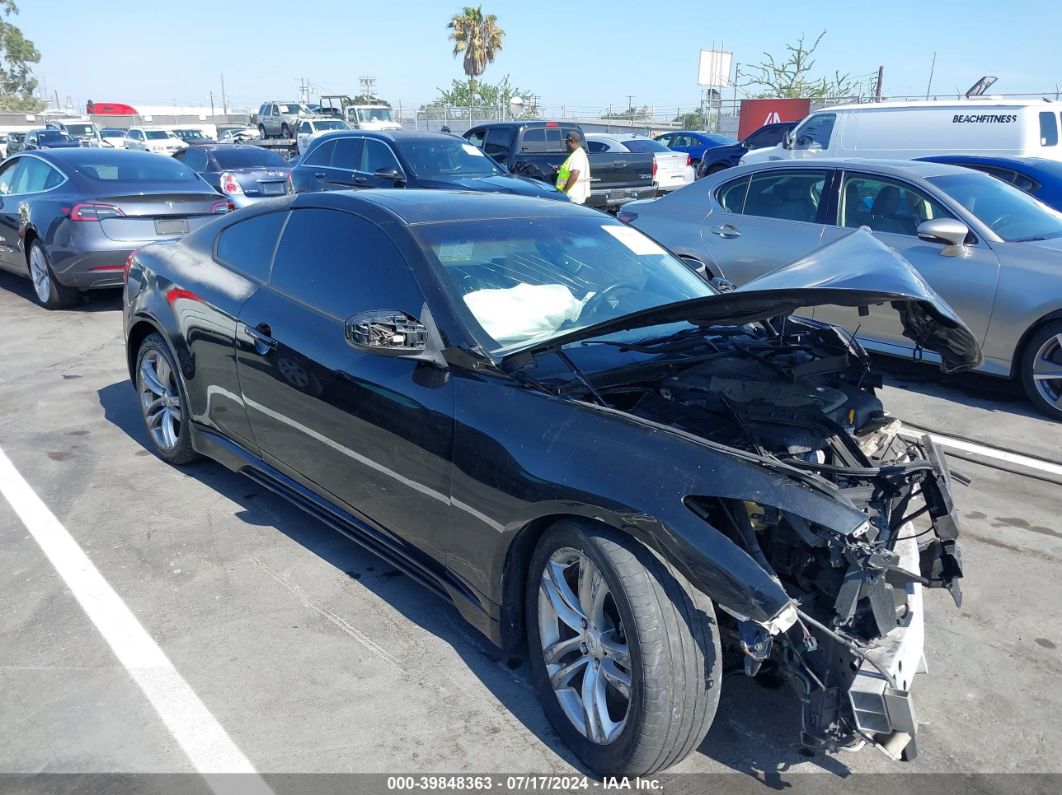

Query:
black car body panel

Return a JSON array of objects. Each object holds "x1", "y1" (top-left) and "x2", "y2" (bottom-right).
[
  {"x1": 174, "y1": 144, "x2": 291, "y2": 208},
  {"x1": 697, "y1": 122, "x2": 799, "y2": 177},
  {"x1": 289, "y1": 130, "x2": 568, "y2": 201},
  {"x1": 123, "y1": 190, "x2": 969, "y2": 762}
]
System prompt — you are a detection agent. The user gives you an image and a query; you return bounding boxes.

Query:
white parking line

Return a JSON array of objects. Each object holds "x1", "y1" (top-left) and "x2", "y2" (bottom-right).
[
  {"x1": 902, "y1": 429, "x2": 1062, "y2": 478},
  {"x1": 0, "y1": 445, "x2": 273, "y2": 794}
]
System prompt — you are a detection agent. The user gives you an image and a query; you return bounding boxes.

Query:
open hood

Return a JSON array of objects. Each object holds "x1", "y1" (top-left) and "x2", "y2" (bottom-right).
[{"x1": 503, "y1": 228, "x2": 982, "y2": 373}]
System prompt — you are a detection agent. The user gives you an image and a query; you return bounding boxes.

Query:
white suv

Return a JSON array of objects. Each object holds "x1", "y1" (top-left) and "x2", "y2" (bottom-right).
[{"x1": 124, "y1": 127, "x2": 188, "y2": 155}]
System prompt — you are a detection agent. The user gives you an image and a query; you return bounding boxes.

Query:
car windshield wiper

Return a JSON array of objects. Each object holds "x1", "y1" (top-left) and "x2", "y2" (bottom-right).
[{"x1": 1011, "y1": 235, "x2": 1048, "y2": 242}]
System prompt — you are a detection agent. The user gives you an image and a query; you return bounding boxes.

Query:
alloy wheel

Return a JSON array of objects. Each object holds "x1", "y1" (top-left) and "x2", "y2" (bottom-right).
[
  {"x1": 29, "y1": 246, "x2": 52, "y2": 303},
  {"x1": 1032, "y1": 333, "x2": 1062, "y2": 411},
  {"x1": 138, "y1": 349, "x2": 183, "y2": 451},
  {"x1": 538, "y1": 548, "x2": 632, "y2": 745}
]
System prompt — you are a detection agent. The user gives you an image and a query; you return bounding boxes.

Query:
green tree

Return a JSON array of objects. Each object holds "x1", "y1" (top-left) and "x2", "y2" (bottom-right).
[
  {"x1": 0, "y1": 1, "x2": 44, "y2": 112},
  {"x1": 671, "y1": 111, "x2": 704, "y2": 130},
  {"x1": 431, "y1": 74, "x2": 536, "y2": 117},
  {"x1": 447, "y1": 6, "x2": 504, "y2": 96},
  {"x1": 353, "y1": 94, "x2": 390, "y2": 107},
  {"x1": 741, "y1": 31, "x2": 860, "y2": 99}
]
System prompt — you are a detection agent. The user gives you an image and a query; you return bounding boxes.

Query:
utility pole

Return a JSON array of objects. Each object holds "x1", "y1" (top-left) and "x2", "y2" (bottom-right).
[
  {"x1": 874, "y1": 66, "x2": 884, "y2": 102},
  {"x1": 220, "y1": 73, "x2": 228, "y2": 115},
  {"x1": 209, "y1": 91, "x2": 215, "y2": 118},
  {"x1": 925, "y1": 52, "x2": 937, "y2": 100},
  {"x1": 626, "y1": 94, "x2": 634, "y2": 115}
]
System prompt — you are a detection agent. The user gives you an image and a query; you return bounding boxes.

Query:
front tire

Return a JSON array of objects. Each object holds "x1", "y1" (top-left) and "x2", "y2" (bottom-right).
[
  {"x1": 526, "y1": 520, "x2": 721, "y2": 776},
  {"x1": 281, "y1": 123, "x2": 290, "y2": 138},
  {"x1": 258, "y1": 124, "x2": 267, "y2": 139},
  {"x1": 135, "y1": 333, "x2": 199, "y2": 464},
  {"x1": 1021, "y1": 321, "x2": 1062, "y2": 420},
  {"x1": 28, "y1": 241, "x2": 78, "y2": 309}
]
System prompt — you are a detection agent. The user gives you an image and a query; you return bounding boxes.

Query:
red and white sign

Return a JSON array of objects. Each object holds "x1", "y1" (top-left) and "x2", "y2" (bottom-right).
[{"x1": 737, "y1": 98, "x2": 811, "y2": 139}]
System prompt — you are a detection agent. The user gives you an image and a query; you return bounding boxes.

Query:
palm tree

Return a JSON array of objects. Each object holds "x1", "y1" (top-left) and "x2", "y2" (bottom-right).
[{"x1": 447, "y1": 6, "x2": 505, "y2": 98}]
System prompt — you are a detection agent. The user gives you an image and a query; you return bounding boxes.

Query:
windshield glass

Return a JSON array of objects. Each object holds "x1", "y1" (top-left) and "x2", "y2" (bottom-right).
[
  {"x1": 65, "y1": 123, "x2": 97, "y2": 137},
  {"x1": 212, "y1": 147, "x2": 287, "y2": 169},
  {"x1": 401, "y1": 138, "x2": 502, "y2": 178},
  {"x1": 704, "y1": 133, "x2": 738, "y2": 145},
  {"x1": 145, "y1": 130, "x2": 175, "y2": 140},
  {"x1": 39, "y1": 130, "x2": 70, "y2": 142},
  {"x1": 314, "y1": 120, "x2": 348, "y2": 131},
  {"x1": 278, "y1": 103, "x2": 311, "y2": 115},
  {"x1": 621, "y1": 138, "x2": 670, "y2": 153},
  {"x1": 356, "y1": 107, "x2": 394, "y2": 123},
  {"x1": 70, "y1": 153, "x2": 199, "y2": 183},
  {"x1": 414, "y1": 216, "x2": 714, "y2": 353},
  {"x1": 928, "y1": 172, "x2": 1062, "y2": 241},
  {"x1": 175, "y1": 129, "x2": 207, "y2": 140},
  {"x1": 101, "y1": 128, "x2": 124, "y2": 136}
]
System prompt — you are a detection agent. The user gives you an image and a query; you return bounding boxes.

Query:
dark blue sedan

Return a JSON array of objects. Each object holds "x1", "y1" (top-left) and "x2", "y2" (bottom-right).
[
  {"x1": 289, "y1": 130, "x2": 568, "y2": 201},
  {"x1": 653, "y1": 131, "x2": 737, "y2": 166},
  {"x1": 918, "y1": 155, "x2": 1062, "y2": 212}
]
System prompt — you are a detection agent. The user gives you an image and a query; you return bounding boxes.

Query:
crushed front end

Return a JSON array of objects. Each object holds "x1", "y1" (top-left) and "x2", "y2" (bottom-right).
[{"x1": 564, "y1": 316, "x2": 966, "y2": 760}]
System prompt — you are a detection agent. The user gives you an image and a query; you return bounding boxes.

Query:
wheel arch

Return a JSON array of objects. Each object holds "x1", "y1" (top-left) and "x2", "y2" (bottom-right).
[
  {"x1": 126, "y1": 316, "x2": 166, "y2": 382},
  {"x1": 1012, "y1": 309, "x2": 1062, "y2": 378}
]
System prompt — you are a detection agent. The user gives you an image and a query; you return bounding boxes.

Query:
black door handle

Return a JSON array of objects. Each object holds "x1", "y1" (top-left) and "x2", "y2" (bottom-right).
[
  {"x1": 314, "y1": 171, "x2": 325, "y2": 178},
  {"x1": 354, "y1": 176, "x2": 367, "y2": 185},
  {"x1": 245, "y1": 323, "x2": 277, "y2": 352}
]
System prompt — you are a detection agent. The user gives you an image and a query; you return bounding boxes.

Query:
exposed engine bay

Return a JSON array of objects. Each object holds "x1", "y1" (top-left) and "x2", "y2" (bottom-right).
[{"x1": 532, "y1": 315, "x2": 965, "y2": 760}]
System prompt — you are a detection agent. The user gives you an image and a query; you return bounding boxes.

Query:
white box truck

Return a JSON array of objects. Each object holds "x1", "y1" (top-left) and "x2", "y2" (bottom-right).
[{"x1": 741, "y1": 99, "x2": 1062, "y2": 164}]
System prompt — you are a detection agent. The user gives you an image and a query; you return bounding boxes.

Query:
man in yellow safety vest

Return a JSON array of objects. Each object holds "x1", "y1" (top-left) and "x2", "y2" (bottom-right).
[{"x1": 555, "y1": 129, "x2": 591, "y2": 204}]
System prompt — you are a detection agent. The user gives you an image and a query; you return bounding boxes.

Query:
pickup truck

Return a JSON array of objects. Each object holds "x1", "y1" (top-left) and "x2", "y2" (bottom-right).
[{"x1": 463, "y1": 121, "x2": 655, "y2": 211}]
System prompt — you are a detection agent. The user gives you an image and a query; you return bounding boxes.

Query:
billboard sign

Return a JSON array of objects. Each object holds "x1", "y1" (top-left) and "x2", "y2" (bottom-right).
[
  {"x1": 737, "y1": 98, "x2": 811, "y2": 139},
  {"x1": 697, "y1": 50, "x2": 733, "y2": 87}
]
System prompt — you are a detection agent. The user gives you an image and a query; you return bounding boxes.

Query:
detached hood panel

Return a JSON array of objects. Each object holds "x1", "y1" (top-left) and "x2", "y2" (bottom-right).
[{"x1": 505, "y1": 228, "x2": 982, "y2": 373}]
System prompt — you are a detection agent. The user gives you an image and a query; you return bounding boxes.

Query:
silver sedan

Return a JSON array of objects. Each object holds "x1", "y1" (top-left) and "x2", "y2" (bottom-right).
[{"x1": 621, "y1": 159, "x2": 1062, "y2": 419}]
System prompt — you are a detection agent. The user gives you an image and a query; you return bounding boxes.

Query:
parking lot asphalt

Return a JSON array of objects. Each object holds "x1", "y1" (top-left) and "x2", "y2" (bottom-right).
[{"x1": 1, "y1": 273, "x2": 1060, "y2": 786}]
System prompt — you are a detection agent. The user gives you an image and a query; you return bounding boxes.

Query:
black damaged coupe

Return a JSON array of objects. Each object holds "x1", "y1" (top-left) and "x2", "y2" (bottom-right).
[{"x1": 123, "y1": 190, "x2": 975, "y2": 775}]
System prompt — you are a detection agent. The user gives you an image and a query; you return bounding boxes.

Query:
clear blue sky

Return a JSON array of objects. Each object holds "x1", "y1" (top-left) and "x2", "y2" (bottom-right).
[{"x1": 21, "y1": 0, "x2": 1062, "y2": 113}]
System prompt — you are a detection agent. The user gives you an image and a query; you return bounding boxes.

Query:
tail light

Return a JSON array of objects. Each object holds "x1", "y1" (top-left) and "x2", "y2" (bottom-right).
[
  {"x1": 686, "y1": 154, "x2": 691, "y2": 168},
  {"x1": 69, "y1": 202, "x2": 125, "y2": 221},
  {"x1": 123, "y1": 250, "x2": 137, "y2": 282},
  {"x1": 652, "y1": 160, "x2": 658, "y2": 178},
  {"x1": 617, "y1": 210, "x2": 638, "y2": 224},
  {"x1": 219, "y1": 172, "x2": 244, "y2": 195},
  {"x1": 211, "y1": 199, "x2": 235, "y2": 214}
]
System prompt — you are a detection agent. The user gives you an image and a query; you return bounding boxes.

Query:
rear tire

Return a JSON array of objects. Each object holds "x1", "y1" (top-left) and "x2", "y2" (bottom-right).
[
  {"x1": 258, "y1": 124, "x2": 267, "y2": 139},
  {"x1": 1020, "y1": 321, "x2": 1062, "y2": 420},
  {"x1": 526, "y1": 520, "x2": 721, "y2": 776},
  {"x1": 281, "y1": 123, "x2": 291, "y2": 138},
  {"x1": 135, "y1": 333, "x2": 199, "y2": 465},
  {"x1": 28, "y1": 241, "x2": 78, "y2": 310}
]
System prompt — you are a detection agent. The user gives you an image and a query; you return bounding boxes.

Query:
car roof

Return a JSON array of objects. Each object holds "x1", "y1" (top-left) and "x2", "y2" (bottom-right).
[
  {"x1": 24, "y1": 147, "x2": 180, "y2": 165},
  {"x1": 313, "y1": 130, "x2": 457, "y2": 144},
  {"x1": 919, "y1": 154, "x2": 1062, "y2": 178},
  {"x1": 298, "y1": 188, "x2": 599, "y2": 225},
  {"x1": 727, "y1": 158, "x2": 974, "y2": 179}
]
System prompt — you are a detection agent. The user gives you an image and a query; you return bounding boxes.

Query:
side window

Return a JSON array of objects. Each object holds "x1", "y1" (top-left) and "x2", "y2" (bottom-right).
[
  {"x1": 1039, "y1": 112, "x2": 1058, "y2": 147},
  {"x1": 269, "y1": 209, "x2": 424, "y2": 318},
  {"x1": 360, "y1": 139, "x2": 401, "y2": 173},
  {"x1": 15, "y1": 158, "x2": 62, "y2": 193},
  {"x1": 270, "y1": 104, "x2": 279, "y2": 115},
  {"x1": 298, "y1": 121, "x2": 311, "y2": 134},
  {"x1": 132, "y1": 129, "x2": 144, "y2": 140},
  {"x1": 331, "y1": 137, "x2": 363, "y2": 169},
  {"x1": 793, "y1": 114, "x2": 835, "y2": 151},
  {"x1": 465, "y1": 128, "x2": 486, "y2": 148},
  {"x1": 839, "y1": 173, "x2": 952, "y2": 235},
  {"x1": 181, "y1": 148, "x2": 209, "y2": 171},
  {"x1": 303, "y1": 139, "x2": 336, "y2": 166},
  {"x1": 716, "y1": 176, "x2": 750, "y2": 213},
  {"x1": 743, "y1": 170, "x2": 830, "y2": 223},
  {"x1": 520, "y1": 128, "x2": 548, "y2": 153},
  {"x1": 0, "y1": 158, "x2": 24, "y2": 195},
  {"x1": 258, "y1": 104, "x2": 268, "y2": 117},
  {"x1": 1011, "y1": 172, "x2": 1038, "y2": 194},
  {"x1": 214, "y1": 211, "x2": 287, "y2": 282},
  {"x1": 483, "y1": 127, "x2": 512, "y2": 158},
  {"x1": 586, "y1": 140, "x2": 607, "y2": 153}
]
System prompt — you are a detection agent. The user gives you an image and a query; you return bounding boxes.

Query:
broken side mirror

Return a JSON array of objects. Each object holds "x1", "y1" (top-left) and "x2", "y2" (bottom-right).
[{"x1": 345, "y1": 311, "x2": 428, "y2": 356}]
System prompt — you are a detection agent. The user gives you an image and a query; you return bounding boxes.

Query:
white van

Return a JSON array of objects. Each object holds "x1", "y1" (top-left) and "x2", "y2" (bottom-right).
[{"x1": 741, "y1": 99, "x2": 1062, "y2": 164}]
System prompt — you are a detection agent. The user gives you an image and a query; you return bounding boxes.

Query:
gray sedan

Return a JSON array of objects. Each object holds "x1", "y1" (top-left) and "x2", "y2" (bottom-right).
[{"x1": 621, "y1": 159, "x2": 1062, "y2": 419}]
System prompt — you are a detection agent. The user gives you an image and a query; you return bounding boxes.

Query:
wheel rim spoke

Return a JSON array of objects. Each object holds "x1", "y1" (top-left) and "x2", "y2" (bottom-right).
[
  {"x1": 1032, "y1": 335, "x2": 1062, "y2": 406},
  {"x1": 549, "y1": 654, "x2": 590, "y2": 690},
  {"x1": 543, "y1": 635, "x2": 583, "y2": 665},
  {"x1": 599, "y1": 628, "x2": 631, "y2": 668},
  {"x1": 577, "y1": 557, "x2": 606, "y2": 628},
  {"x1": 1032, "y1": 360, "x2": 1062, "y2": 381},
  {"x1": 542, "y1": 559, "x2": 585, "y2": 631},
  {"x1": 600, "y1": 656, "x2": 632, "y2": 700},
  {"x1": 581, "y1": 662, "x2": 605, "y2": 743},
  {"x1": 140, "y1": 357, "x2": 166, "y2": 397}
]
